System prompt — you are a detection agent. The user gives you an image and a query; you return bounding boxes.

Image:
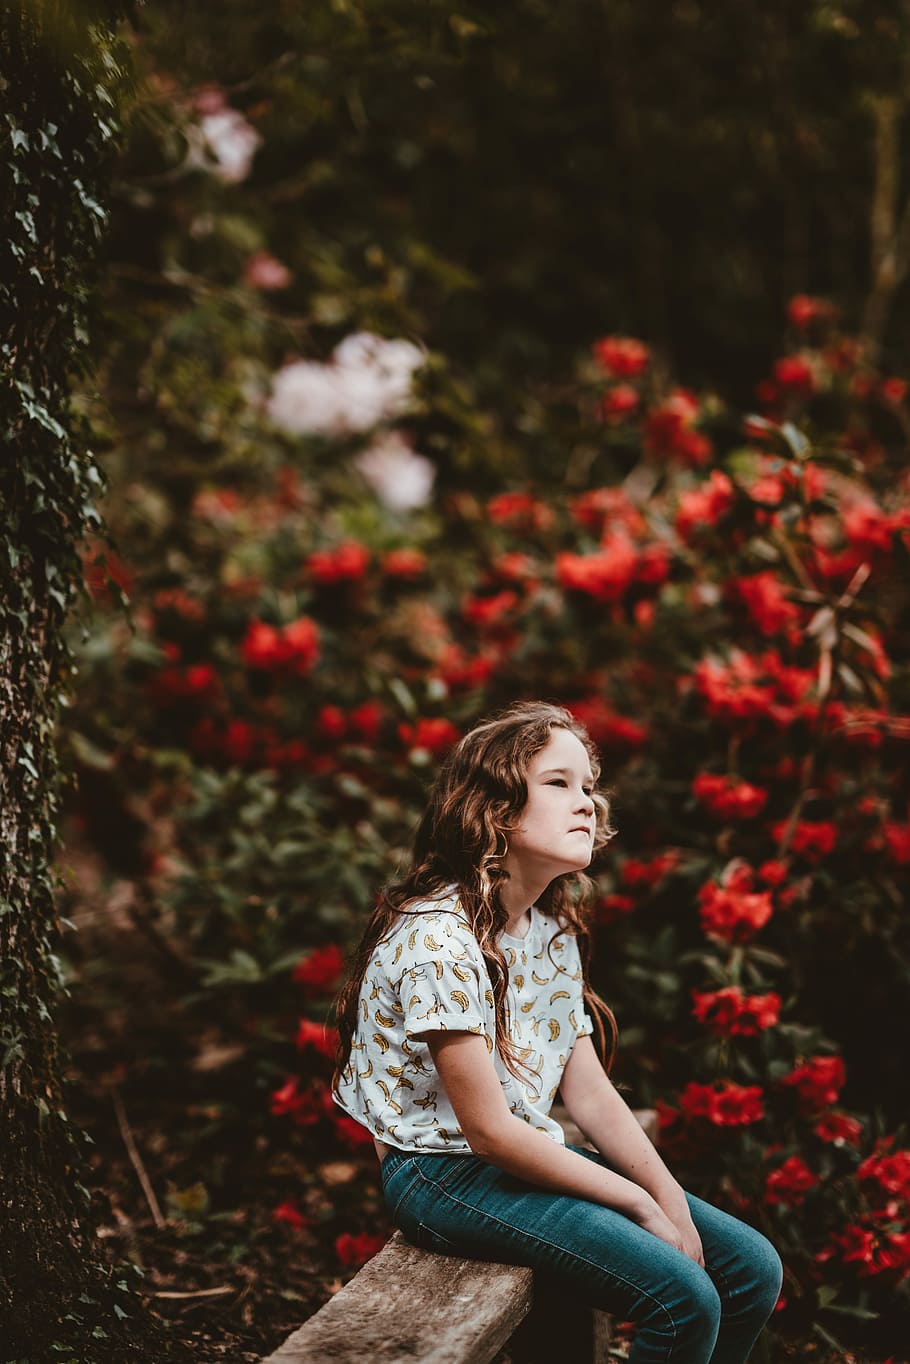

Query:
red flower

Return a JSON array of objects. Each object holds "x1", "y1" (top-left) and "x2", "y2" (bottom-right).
[
  {"x1": 645, "y1": 389, "x2": 711, "y2": 466},
  {"x1": 241, "y1": 617, "x2": 320, "y2": 676},
  {"x1": 295, "y1": 1019, "x2": 339, "y2": 1057},
  {"x1": 462, "y1": 590, "x2": 519, "y2": 629},
  {"x1": 813, "y1": 1112, "x2": 863, "y2": 1148},
  {"x1": 149, "y1": 663, "x2": 222, "y2": 707},
  {"x1": 556, "y1": 534, "x2": 638, "y2": 602},
  {"x1": 880, "y1": 376, "x2": 907, "y2": 405},
  {"x1": 307, "y1": 541, "x2": 370, "y2": 584},
  {"x1": 382, "y1": 547, "x2": 427, "y2": 578},
  {"x1": 567, "y1": 698, "x2": 648, "y2": 749},
  {"x1": 398, "y1": 717, "x2": 460, "y2": 757},
  {"x1": 729, "y1": 572, "x2": 801, "y2": 637},
  {"x1": 592, "y1": 335, "x2": 650, "y2": 378},
  {"x1": 883, "y1": 822, "x2": 910, "y2": 865},
  {"x1": 593, "y1": 894, "x2": 637, "y2": 924},
  {"x1": 773, "y1": 355, "x2": 815, "y2": 394},
  {"x1": 317, "y1": 705, "x2": 347, "y2": 742},
  {"x1": 334, "y1": 1114, "x2": 376, "y2": 1149},
  {"x1": 691, "y1": 987, "x2": 781, "y2": 1037},
  {"x1": 765, "y1": 1155, "x2": 820, "y2": 1207},
  {"x1": 293, "y1": 944, "x2": 346, "y2": 993},
  {"x1": 620, "y1": 851, "x2": 680, "y2": 889},
  {"x1": 857, "y1": 1149, "x2": 910, "y2": 1200},
  {"x1": 487, "y1": 491, "x2": 554, "y2": 531},
  {"x1": 492, "y1": 551, "x2": 539, "y2": 583},
  {"x1": 692, "y1": 773, "x2": 768, "y2": 820},
  {"x1": 780, "y1": 1055, "x2": 846, "y2": 1112},
  {"x1": 771, "y1": 819, "x2": 837, "y2": 863},
  {"x1": 787, "y1": 295, "x2": 833, "y2": 330},
  {"x1": 757, "y1": 859, "x2": 789, "y2": 886},
  {"x1": 335, "y1": 1231, "x2": 387, "y2": 1268},
  {"x1": 433, "y1": 644, "x2": 496, "y2": 692},
  {"x1": 270, "y1": 1077, "x2": 322, "y2": 1125},
  {"x1": 349, "y1": 700, "x2": 384, "y2": 743},
  {"x1": 570, "y1": 487, "x2": 646, "y2": 537},
  {"x1": 678, "y1": 1081, "x2": 764, "y2": 1126},
  {"x1": 601, "y1": 384, "x2": 640, "y2": 423},
  {"x1": 675, "y1": 471, "x2": 734, "y2": 540},
  {"x1": 272, "y1": 1201, "x2": 309, "y2": 1229},
  {"x1": 697, "y1": 880, "x2": 773, "y2": 943}
]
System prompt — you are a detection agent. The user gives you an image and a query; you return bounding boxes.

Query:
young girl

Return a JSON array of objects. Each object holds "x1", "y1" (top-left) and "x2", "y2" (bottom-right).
[{"x1": 332, "y1": 701, "x2": 782, "y2": 1363}]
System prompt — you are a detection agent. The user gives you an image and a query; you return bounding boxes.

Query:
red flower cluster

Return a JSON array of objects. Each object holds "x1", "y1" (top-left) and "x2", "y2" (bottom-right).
[
  {"x1": 692, "y1": 649, "x2": 815, "y2": 728},
  {"x1": 592, "y1": 335, "x2": 650, "y2": 377},
  {"x1": 770, "y1": 819, "x2": 837, "y2": 863},
  {"x1": 816, "y1": 1222, "x2": 910, "y2": 1282},
  {"x1": 293, "y1": 944, "x2": 346, "y2": 993},
  {"x1": 765, "y1": 1155, "x2": 820, "y2": 1207},
  {"x1": 692, "y1": 773, "x2": 768, "y2": 820},
  {"x1": 813, "y1": 1111, "x2": 863, "y2": 1147},
  {"x1": 241, "y1": 616, "x2": 320, "y2": 675},
  {"x1": 307, "y1": 541, "x2": 371, "y2": 583},
  {"x1": 619, "y1": 851, "x2": 680, "y2": 889},
  {"x1": 272, "y1": 1200, "x2": 309, "y2": 1230},
  {"x1": 645, "y1": 389, "x2": 712, "y2": 466},
  {"x1": 567, "y1": 697, "x2": 649, "y2": 749},
  {"x1": 601, "y1": 384, "x2": 640, "y2": 423},
  {"x1": 779, "y1": 1055, "x2": 846, "y2": 1112},
  {"x1": 295, "y1": 1019, "x2": 339, "y2": 1057},
  {"x1": 487, "y1": 491, "x2": 554, "y2": 531},
  {"x1": 570, "y1": 487, "x2": 646, "y2": 537},
  {"x1": 398, "y1": 717, "x2": 461, "y2": 757},
  {"x1": 858, "y1": 1145, "x2": 910, "y2": 1200},
  {"x1": 382, "y1": 547, "x2": 427, "y2": 578},
  {"x1": 556, "y1": 533, "x2": 639, "y2": 603},
  {"x1": 148, "y1": 662, "x2": 222, "y2": 707},
  {"x1": 728, "y1": 571, "x2": 801, "y2": 638},
  {"x1": 697, "y1": 876, "x2": 774, "y2": 943},
  {"x1": 675, "y1": 470, "x2": 734, "y2": 540},
  {"x1": 335, "y1": 1231, "x2": 387, "y2": 1268},
  {"x1": 691, "y1": 986, "x2": 781, "y2": 1036},
  {"x1": 678, "y1": 1080, "x2": 765, "y2": 1126}
]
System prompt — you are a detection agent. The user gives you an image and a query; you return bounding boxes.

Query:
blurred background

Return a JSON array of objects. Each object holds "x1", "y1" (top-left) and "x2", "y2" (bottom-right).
[{"x1": 57, "y1": 2, "x2": 910, "y2": 1360}]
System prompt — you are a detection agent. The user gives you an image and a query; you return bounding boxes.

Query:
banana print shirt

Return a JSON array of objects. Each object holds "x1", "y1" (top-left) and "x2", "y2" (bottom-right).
[{"x1": 333, "y1": 890, "x2": 594, "y2": 1153}]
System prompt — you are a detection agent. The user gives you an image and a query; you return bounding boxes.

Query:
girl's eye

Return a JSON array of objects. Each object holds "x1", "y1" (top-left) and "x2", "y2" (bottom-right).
[{"x1": 546, "y1": 778, "x2": 567, "y2": 787}]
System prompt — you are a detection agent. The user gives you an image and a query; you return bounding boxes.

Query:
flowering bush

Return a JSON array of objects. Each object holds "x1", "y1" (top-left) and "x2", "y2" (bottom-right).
[
  {"x1": 64, "y1": 283, "x2": 910, "y2": 1353},
  {"x1": 58, "y1": 10, "x2": 910, "y2": 1354}
]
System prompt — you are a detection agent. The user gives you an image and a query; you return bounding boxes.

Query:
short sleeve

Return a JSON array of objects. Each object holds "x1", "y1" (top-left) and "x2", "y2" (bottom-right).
[{"x1": 400, "y1": 958, "x2": 487, "y2": 1039}]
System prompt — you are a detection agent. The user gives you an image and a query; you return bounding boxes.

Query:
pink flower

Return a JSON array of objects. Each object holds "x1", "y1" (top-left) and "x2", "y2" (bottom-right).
[{"x1": 244, "y1": 251, "x2": 292, "y2": 290}]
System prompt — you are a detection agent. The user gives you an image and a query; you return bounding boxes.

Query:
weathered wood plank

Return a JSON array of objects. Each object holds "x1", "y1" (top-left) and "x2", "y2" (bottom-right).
[
  {"x1": 262, "y1": 1110, "x2": 656, "y2": 1364},
  {"x1": 262, "y1": 1231, "x2": 533, "y2": 1364}
]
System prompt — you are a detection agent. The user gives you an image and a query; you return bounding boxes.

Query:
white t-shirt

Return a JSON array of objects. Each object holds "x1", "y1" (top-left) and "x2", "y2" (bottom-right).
[{"x1": 333, "y1": 889, "x2": 594, "y2": 1153}]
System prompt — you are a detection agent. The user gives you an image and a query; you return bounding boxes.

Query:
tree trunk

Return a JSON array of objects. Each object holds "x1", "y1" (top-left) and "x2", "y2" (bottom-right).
[{"x1": 0, "y1": 4, "x2": 184, "y2": 1357}]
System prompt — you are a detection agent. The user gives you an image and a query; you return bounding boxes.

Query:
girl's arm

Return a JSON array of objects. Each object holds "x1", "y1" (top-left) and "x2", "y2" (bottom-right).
[
  {"x1": 427, "y1": 1031, "x2": 686, "y2": 1248},
  {"x1": 559, "y1": 1035, "x2": 704, "y2": 1263}
]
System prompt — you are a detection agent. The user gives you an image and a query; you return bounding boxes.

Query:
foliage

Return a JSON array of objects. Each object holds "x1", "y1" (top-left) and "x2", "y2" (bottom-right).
[{"x1": 58, "y1": 3, "x2": 910, "y2": 1358}]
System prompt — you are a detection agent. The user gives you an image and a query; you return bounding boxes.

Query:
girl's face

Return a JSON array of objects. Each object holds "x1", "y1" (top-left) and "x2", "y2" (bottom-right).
[{"x1": 504, "y1": 727, "x2": 597, "y2": 880}]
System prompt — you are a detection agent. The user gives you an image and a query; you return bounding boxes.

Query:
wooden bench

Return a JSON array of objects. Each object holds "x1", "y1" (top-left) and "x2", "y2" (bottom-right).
[{"x1": 262, "y1": 1109, "x2": 657, "y2": 1364}]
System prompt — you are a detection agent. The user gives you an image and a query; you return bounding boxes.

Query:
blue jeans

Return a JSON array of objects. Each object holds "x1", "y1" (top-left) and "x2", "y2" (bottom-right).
[{"x1": 381, "y1": 1145, "x2": 782, "y2": 1363}]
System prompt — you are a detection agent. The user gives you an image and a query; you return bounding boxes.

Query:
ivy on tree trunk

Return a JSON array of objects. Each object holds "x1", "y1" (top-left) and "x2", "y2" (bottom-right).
[{"x1": 0, "y1": 3, "x2": 186, "y2": 1358}]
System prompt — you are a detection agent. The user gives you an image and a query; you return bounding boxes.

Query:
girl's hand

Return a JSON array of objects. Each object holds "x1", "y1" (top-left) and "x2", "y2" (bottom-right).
[{"x1": 634, "y1": 1197, "x2": 705, "y2": 1267}]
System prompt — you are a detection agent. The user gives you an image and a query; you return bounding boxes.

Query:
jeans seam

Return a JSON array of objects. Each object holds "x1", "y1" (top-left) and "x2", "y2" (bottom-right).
[{"x1": 411, "y1": 1166, "x2": 679, "y2": 1351}]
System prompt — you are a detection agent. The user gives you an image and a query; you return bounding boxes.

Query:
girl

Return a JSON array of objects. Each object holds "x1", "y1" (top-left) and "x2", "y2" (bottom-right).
[{"x1": 332, "y1": 701, "x2": 782, "y2": 1363}]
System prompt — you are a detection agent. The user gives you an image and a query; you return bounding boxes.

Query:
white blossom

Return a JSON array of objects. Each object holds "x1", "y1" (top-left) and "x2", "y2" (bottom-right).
[
  {"x1": 355, "y1": 432, "x2": 435, "y2": 512},
  {"x1": 194, "y1": 106, "x2": 262, "y2": 184},
  {"x1": 266, "y1": 332, "x2": 426, "y2": 438}
]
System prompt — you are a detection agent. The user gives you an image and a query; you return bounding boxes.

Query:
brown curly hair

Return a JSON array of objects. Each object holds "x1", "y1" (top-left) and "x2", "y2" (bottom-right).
[{"x1": 332, "y1": 700, "x2": 619, "y2": 1089}]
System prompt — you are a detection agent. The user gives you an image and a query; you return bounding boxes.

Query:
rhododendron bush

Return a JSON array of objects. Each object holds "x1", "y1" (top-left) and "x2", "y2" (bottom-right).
[
  {"x1": 66, "y1": 303, "x2": 910, "y2": 1354},
  {"x1": 57, "y1": 4, "x2": 910, "y2": 1358}
]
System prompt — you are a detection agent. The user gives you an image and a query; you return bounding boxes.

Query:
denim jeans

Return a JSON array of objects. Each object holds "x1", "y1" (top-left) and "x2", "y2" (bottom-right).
[{"x1": 381, "y1": 1145, "x2": 782, "y2": 1364}]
